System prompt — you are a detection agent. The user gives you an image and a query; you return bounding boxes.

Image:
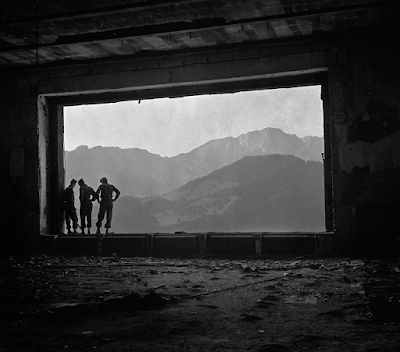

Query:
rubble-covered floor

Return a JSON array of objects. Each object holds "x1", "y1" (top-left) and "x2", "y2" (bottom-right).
[{"x1": 1, "y1": 254, "x2": 400, "y2": 352}]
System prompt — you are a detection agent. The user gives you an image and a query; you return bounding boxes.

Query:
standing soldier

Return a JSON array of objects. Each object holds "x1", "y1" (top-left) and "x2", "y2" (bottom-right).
[
  {"x1": 95, "y1": 177, "x2": 120, "y2": 235},
  {"x1": 62, "y1": 178, "x2": 78, "y2": 234},
  {"x1": 78, "y1": 178, "x2": 96, "y2": 234}
]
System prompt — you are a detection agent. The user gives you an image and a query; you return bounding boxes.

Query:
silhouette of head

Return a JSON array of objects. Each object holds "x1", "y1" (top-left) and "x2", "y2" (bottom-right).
[
  {"x1": 70, "y1": 178, "x2": 77, "y2": 186},
  {"x1": 78, "y1": 179, "x2": 85, "y2": 186},
  {"x1": 100, "y1": 177, "x2": 108, "y2": 184}
]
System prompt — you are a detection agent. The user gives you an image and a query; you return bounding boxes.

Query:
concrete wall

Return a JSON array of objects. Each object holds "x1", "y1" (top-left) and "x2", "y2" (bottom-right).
[
  {"x1": 0, "y1": 77, "x2": 40, "y2": 251},
  {"x1": 1, "y1": 31, "x2": 399, "y2": 255},
  {"x1": 328, "y1": 34, "x2": 400, "y2": 255}
]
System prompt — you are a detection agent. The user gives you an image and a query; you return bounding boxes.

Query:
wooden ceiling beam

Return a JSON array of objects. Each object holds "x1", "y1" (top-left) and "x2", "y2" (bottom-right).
[{"x1": 0, "y1": 0, "x2": 396, "y2": 55}]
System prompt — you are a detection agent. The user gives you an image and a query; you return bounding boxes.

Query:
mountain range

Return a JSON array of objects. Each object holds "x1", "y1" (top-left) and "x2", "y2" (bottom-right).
[
  {"x1": 65, "y1": 127, "x2": 323, "y2": 197},
  {"x1": 111, "y1": 154, "x2": 325, "y2": 233}
]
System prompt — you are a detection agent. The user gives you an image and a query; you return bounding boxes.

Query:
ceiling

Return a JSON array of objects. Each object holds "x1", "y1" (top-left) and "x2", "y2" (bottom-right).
[{"x1": 0, "y1": 0, "x2": 398, "y2": 71}]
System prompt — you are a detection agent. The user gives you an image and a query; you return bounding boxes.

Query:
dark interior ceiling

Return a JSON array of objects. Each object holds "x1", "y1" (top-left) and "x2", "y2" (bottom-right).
[{"x1": 0, "y1": 0, "x2": 398, "y2": 71}]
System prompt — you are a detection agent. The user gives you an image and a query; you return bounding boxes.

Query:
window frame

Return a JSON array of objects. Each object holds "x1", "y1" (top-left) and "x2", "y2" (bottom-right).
[{"x1": 43, "y1": 72, "x2": 334, "y2": 235}]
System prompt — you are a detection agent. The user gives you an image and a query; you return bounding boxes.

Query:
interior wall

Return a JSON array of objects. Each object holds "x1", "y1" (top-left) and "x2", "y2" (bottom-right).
[
  {"x1": 328, "y1": 34, "x2": 400, "y2": 255},
  {"x1": 1, "y1": 31, "x2": 399, "y2": 255},
  {"x1": 0, "y1": 78, "x2": 40, "y2": 252}
]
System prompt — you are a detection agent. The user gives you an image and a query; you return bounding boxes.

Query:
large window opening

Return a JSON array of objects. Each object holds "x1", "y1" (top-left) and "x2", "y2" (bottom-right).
[{"x1": 63, "y1": 85, "x2": 325, "y2": 234}]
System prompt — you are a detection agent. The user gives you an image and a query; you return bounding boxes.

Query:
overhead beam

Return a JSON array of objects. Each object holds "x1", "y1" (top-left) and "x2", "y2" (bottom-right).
[
  {"x1": 0, "y1": 0, "x2": 396, "y2": 55},
  {"x1": 0, "y1": 33, "x2": 330, "y2": 73},
  {"x1": 53, "y1": 73, "x2": 326, "y2": 106}
]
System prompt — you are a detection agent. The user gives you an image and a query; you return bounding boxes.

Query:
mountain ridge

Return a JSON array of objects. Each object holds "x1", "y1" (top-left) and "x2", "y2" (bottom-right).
[
  {"x1": 114, "y1": 154, "x2": 325, "y2": 233},
  {"x1": 65, "y1": 127, "x2": 323, "y2": 197}
]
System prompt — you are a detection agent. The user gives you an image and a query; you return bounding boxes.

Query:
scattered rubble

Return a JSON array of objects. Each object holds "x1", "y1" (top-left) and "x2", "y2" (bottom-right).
[{"x1": 1, "y1": 254, "x2": 400, "y2": 351}]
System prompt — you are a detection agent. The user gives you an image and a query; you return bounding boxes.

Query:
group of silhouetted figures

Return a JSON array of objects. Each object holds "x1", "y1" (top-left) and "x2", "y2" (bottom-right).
[{"x1": 62, "y1": 177, "x2": 120, "y2": 235}]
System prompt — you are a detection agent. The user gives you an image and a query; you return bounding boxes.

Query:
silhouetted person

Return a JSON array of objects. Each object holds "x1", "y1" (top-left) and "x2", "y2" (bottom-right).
[
  {"x1": 78, "y1": 178, "x2": 96, "y2": 234},
  {"x1": 95, "y1": 177, "x2": 120, "y2": 235},
  {"x1": 62, "y1": 178, "x2": 78, "y2": 234}
]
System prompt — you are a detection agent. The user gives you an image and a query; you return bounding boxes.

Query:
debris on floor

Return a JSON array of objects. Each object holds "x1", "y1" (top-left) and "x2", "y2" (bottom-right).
[{"x1": 1, "y1": 254, "x2": 400, "y2": 351}]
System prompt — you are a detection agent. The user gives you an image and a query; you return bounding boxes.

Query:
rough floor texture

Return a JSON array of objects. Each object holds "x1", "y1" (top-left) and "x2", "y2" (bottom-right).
[{"x1": 1, "y1": 255, "x2": 400, "y2": 351}]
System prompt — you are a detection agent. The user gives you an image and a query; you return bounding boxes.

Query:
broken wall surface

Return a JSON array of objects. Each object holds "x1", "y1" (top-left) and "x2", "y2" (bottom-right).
[
  {"x1": 0, "y1": 29, "x2": 399, "y2": 255},
  {"x1": 0, "y1": 78, "x2": 41, "y2": 252},
  {"x1": 329, "y1": 34, "x2": 400, "y2": 255}
]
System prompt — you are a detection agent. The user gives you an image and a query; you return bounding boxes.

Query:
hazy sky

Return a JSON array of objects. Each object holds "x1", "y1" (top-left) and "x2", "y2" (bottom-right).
[{"x1": 64, "y1": 85, "x2": 323, "y2": 157}]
